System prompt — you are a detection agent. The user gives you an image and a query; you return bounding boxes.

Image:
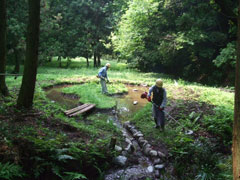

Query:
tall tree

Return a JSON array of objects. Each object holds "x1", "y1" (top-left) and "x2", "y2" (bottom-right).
[
  {"x1": 7, "y1": 0, "x2": 28, "y2": 74},
  {"x1": 0, "y1": 0, "x2": 9, "y2": 96},
  {"x1": 17, "y1": 0, "x2": 41, "y2": 108},
  {"x1": 233, "y1": 1, "x2": 240, "y2": 179}
]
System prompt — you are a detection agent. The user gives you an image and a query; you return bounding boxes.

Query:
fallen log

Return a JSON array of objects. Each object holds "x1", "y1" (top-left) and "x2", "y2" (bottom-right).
[
  {"x1": 64, "y1": 104, "x2": 90, "y2": 115},
  {"x1": 68, "y1": 104, "x2": 95, "y2": 117}
]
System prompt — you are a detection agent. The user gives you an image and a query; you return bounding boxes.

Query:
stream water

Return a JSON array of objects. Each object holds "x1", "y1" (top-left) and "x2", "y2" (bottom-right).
[{"x1": 45, "y1": 84, "x2": 163, "y2": 180}]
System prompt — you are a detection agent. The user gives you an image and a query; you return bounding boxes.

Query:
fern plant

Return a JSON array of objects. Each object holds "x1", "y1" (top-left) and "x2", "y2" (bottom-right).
[{"x1": 0, "y1": 162, "x2": 26, "y2": 180}]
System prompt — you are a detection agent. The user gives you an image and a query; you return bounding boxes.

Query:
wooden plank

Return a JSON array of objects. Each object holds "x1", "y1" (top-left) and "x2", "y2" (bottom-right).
[
  {"x1": 69, "y1": 104, "x2": 96, "y2": 117},
  {"x1": 64, "y1": 104, "x2": 88, "y2": 115},
  {"x1": 69, "y1": 104, "x2": 95, "y2": 117},
  {"x1": 64, "y1": 104, "x2": 90, "y2": 115}
]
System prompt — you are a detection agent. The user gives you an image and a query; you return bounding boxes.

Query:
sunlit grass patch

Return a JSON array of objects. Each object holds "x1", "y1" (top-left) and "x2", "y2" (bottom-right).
[
  {"x1": 196, "y1": 86, "x2": 234, "y2": 109},
  {"x1": 61, "y1": 82, "x2": 128, "y2": 108},
  {"x1": 43, "y1": 57, "x2": 129, "y2": 71}
]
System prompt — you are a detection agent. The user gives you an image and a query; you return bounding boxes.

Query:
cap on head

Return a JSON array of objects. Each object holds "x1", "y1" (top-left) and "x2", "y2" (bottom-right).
[
  {"x1": 156, "y1": 79, "x2": 163, "y2": 88},
  {"x1": 105, "y1": 63, "x2": 111, "y2": 68}
]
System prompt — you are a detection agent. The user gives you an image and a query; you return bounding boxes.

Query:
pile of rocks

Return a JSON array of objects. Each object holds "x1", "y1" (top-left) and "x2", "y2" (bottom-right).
[{"x1": 113, "y1": 121, "x2": 167, "y2": 178}]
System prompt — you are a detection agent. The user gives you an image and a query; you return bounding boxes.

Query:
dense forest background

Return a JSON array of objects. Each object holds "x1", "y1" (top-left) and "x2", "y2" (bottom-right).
[{"x1": 5, "y1": 0, "x2": 237, "y2": 86}]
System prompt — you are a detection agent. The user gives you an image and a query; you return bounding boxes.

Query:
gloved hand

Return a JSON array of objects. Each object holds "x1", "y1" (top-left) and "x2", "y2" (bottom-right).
[
  {"x1": 106, "y1": 79, "x2": 110, "y2": 83},
  {"x1": 159, "y1": 107, "x2": 164, "y2": 111},
  {"x1": 147, "y1": 96, "x2": 151, "y2": 102}
]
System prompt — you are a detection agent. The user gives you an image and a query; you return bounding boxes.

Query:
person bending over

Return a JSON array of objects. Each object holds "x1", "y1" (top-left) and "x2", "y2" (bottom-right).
[
  {"x1": 147, "y1": 79, "x2": 167, "y2": 131},
  {"x1": 98, "y1": 63, "x2": 111, "y2": 94}
]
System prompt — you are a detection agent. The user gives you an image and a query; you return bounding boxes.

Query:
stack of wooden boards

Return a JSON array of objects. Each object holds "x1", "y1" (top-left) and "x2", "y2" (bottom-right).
[{"x1": 64, "y1": 103, "x2": 96, "y2": 117}]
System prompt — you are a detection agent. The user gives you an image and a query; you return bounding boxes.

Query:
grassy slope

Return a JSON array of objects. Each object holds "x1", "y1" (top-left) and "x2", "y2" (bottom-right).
[{"x1": 1, "y1": 57, "x2": 234, "y2": 179}]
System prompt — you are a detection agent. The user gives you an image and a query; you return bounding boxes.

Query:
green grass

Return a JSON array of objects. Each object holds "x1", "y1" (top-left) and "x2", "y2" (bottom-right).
[
  {"x1": 61, "y1": 82, "x2": 127, "y2": 108},
  {"x1": 3, "y1": 57, "x2": 234, "y2": 179}
]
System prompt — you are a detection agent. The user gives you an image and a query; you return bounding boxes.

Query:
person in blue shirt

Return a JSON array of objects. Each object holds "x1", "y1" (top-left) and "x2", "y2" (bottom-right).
[
  {"x1": 98, "y1": 63, "x2": 111, "y2": 94},
  {"x1": 147, "y1": 79, "x2": 167, "y2": 131}
]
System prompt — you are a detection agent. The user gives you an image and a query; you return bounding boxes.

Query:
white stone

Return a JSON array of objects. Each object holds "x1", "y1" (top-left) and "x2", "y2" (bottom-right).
[
  {"x1": 185, "y1": 130, "x2": 193, "y2": 135},
  {"x1": 149, "y1": 150, "x2": 158, "y2": 157},
  {"x1": 133, "y1": 101, "x2": 138, "y2": 105},
  {"x1": 158, "y1": 151, "x2": 166, "y2": 158},
  {"x1": 144, "y1": 147, "x2": 152, "y2": 155},
  {"x1": 113, "y1": 156, "x2": 127, "y2": 166},
  {"x1": 123, "y1": 121, "x2": 130, "y2": 128},
  {"x1": 114, "y1": 145, "x2": 122, "y2": 152},
  {"x1": 142, "y1": 141, "x2": 150, "y2": 148},
  {"x1": 153, "y1": 158, "x2": 162, "y2": 165},
  {"x1": 125, "y1": 138, "x2": 132, "y2": 144},
  {"x1": 147, "y1": 166, "x2": 154, "y2": 173},
  {"x1": 138, "y1": 137, "x2": 144, "y2": 142},
  {"x1": 139, "y1": 140, "x2": 147, "y2": 147},
  {"x1": 132, "y1": 141, "x2": 139, "y2": 151},
  {"x1": 133, "y1": 132, "x2": 143, "y2": 138},
  {"x1": 125, "y1": 144, "x2": 132, "y2": 152},
  {"x1": 155, "y1": 164, "x2": 165, "y2": 169},
  {"x1": 136, "y1": 133, "x2": 143, "y2": 137}
]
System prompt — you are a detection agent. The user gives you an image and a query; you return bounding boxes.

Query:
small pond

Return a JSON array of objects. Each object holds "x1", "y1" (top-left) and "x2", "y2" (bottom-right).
[{"x1": 45, "y1": 84, "x2": 150, "y2": 116}]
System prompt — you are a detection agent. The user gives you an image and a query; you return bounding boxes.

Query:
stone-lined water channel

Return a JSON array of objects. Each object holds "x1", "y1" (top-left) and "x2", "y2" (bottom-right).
[{"x1": 45, "y1": 84, "x2": 168, "y2": 180}]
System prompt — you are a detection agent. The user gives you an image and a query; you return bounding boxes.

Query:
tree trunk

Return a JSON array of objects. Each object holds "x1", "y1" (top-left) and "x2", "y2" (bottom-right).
[
  {"x1": 97, "y1": 54, "x2": 101, "y2": 67},
  {"x1": 66, "y1": 57, "x2": 71, "y2": 68},
  {"x1": 13, "y1": 49, "x2": 20, "y2": 73},
  {"x1": 0, "y1": 0, "x2": 9, "y2": 96},
  {"x1": 94, "y1": 53, "x2": 97, "y2": 67},
  {"x1": 17, "y1": 0, "x2": 41, "y2": 108},
  {"x1": 86, "y1": 57, "x2": 89, "y2": 67},
  {"x1": 48, "y1": 56, "x2": 52, "y2": 62},
  {"x1": 58, "y1": 56, "x2": 62, "y2": 68},
  {"x1": 233, "y1": 1, "x2": 240, "y2": 179}
]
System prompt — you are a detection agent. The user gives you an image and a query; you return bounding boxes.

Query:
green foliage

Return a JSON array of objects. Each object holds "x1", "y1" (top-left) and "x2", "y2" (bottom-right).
[
  {"x1": 203, "y1": 106, "x2": 233, "y2": 145},
  {"x1": 0, "y1": 162, "x2": 26, "y2": 180},
  {"x1": 63, "y1": 172, "x2": 87, "y2": 180},
  {"x1": 112, "y1": 0, "x2": 159, "y2": 62},
  {"x1": 112, "y1": 0, "x2": 236, "y2": 85},
  {"x1": 197, "y1": 86, "x2": 234, "y2": 109},
  {"x1": 215, "y1": 156, "x2": 233, "y2": 180},
  {"x1": 213, "y1": 42, "x2": 236, "y2": 67}
]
